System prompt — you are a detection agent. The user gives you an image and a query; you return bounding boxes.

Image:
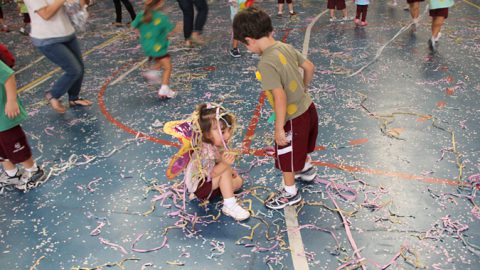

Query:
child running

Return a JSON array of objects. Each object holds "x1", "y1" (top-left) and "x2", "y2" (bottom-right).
[
  {"x1": 0, "y1": 46, "x2": 46, "y2": 192},
  {"x1": 354, "y1": 0, "x2": 369, "y2": 26},
  {"x1": 184, "y1": 104, "x2": 250, "y2": 221},
  {"x1": 132, "y1": 0, "x2": 176, "y2": 98},
  {"x1": 233, "y1": 7, "x2": 318, "y2": 210}
]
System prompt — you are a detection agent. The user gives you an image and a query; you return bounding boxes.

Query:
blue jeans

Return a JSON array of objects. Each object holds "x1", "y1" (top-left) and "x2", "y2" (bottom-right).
[
  {"x1": 177, "y1": 0, "x2": 209, "y2": 40},
  {"x1": 38, "y1": 36, "x2": 84, "y2": 101}
]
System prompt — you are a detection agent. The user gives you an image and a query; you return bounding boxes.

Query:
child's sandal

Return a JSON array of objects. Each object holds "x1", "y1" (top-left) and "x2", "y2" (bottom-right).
[
  {"x1": 45, "y1": 92, "x2": 67, "y2": 114},
  {"x1": 69, "y1": 98, "x2": 93, "y2": 107}
]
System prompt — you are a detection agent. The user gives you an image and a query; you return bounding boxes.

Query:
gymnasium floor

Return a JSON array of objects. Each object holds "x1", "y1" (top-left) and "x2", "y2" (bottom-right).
[{"x1": 0, "y1": 0, "x2": 479, "y2": 269}]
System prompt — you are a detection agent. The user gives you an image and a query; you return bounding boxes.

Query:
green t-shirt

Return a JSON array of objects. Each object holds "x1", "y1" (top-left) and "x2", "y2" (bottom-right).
[
  {"x1": 131, "y1": 11, "x2": 174, "y2": 57},
  {"x1": 0, "y1": 61, "x2": 27, "y2": 132},
  {"x1": 256, "y1": 41, "x2": 313, "y2": 122}
]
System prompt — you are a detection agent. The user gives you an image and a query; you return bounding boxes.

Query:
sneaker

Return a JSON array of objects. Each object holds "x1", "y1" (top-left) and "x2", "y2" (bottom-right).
[
  {"x1": 428, "y1": 38, "x2": 436, "y2": 51},
  {"x1": 289, "y1": 11, "x2": 297, "y2": 17},
  {"x1": 143, "y1": 70, "x2": 162, "y2": 84},
  {"x1": 0, "y1": 170, "x2": 24, "y2": 187},
  {"x1": 265, "y1": 190, "x2": 302, "y2": 210},
  {"x1": 277, "y1": 12, "x2": 283, "y2": 17},
  {"x1": 16, "y1": 166, "x2": 47, "y2": 191},
  {"x1": 158, "y1": 86, "x2": 176, "y2": 99},
  {"x1": 360, "y1": 21, "x2": 368, "y2": 26},
  {"x1": 329, "y1": 17, "x2": 337, "y2": 22},
  {"x1": 295, "y1": 166, "x2": 317, "y2": 182},
  {"x1": 19, "y1": 27, "x2": 28, "y2": 36},
  {"x1": 222, "y1": 202, "x2": 250, "y2": 221},
  {"x1": 229, "y1": 48, "x2": 241, "y2": 58}
]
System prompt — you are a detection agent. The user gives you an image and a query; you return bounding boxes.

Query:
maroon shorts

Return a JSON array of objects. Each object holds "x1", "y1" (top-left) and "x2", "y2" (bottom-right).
[
  {"x1": 430, "y1": 8, "x2": 448, "y2": 19},
  {"x1": 149, "y1": 54, "x2": 171, "y2": 62},
  {"x1": 327, "y1": 0, "x2": 346, "y2": 10},
  {"x1": 0, "y1": 125, "x2": 32, "y2": 164},
  {"x1": 407, "y1": 0, "x2": 424, "y2": 4},
  {"x1": 275, "y1": 103, "x2": 318, "y2": 172},
  {"x1": 194, "y1": 180, "x2": 221, "y2": 201}
]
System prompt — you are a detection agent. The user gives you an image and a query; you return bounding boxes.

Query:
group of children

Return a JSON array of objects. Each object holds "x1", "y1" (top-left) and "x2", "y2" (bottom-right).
[{"x1": 0, "y1": 1, "x2": 454, "y2": 221}]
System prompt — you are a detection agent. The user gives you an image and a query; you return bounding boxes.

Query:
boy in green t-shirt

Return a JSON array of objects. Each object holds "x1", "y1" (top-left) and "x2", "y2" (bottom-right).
[
  {"x1": 0, "y1": 57, "x2": 46, "y2": 191},
  {"x1": 233, "y1": 7, "x2": 318, "y2": 210}
]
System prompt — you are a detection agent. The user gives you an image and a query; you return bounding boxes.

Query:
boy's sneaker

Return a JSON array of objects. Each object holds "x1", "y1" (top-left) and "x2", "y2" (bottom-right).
[
  {"x1": 0, "y1": 170, "x2": 24, "y2": 187},
  {"x1": 265, "y1": 190, "x2": 302, "y2": 210},
  {"x1": 229, "y1": 48, "x2": 241, "y2": 58},
  {"x1": 143, "y1": 70, "x2": 162, "y2": 84},
  {"x1": 222, "y1": 202, "x2": 250, "y2": 221},
  {"x1": 19, "y1": 27, "x2": 28, "y2": 36},
  {"x1": 428, "y1": 38, "x2": 437, "y2": 51},
  {"x1": 158, "y1": 86, "x2": 176, "y2": 99},
  {"x1": 289, "y1": 11, "x2": 297, "y2": 17},
  {"x1": 295, "y1": 166, "x2": 317, "y2": 182},
  {"x1": 16, "y1": 166, "x2": 47, "y2": 191},
  {"x1": 329, "y1": 17, "x2": 337, "y2": 22},
  {"x1": 277, "y1": 12, "x2": 283, "y2": 17}
]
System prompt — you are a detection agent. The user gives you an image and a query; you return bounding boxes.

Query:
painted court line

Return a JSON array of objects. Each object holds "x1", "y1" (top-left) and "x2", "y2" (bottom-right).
[
  {"x1": 284, "y1": 206, "x2": 310, "y2": 270},
  {"x1": 110, "y1": 57, "x2": 149, "y2": 85}
]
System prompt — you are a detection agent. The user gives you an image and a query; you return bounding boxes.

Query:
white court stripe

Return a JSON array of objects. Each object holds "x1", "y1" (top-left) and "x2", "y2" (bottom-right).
[
  {"x1": 302, "y1": 9, "x2": 329, "y2": 57},
  {"x1": 14, "y1": 56, "x2": 45, "y2": 75},
  {"x1": 285, "y1": 206, "x2": 310, "y2": 270},
  {"x1": 110, "y1": 57, "x2": 149, "y2": 86}
]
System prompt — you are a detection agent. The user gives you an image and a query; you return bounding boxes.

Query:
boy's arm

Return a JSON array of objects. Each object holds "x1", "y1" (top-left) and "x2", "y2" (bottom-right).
[
  {"x1": 272, "y1": 88, "x2": 288, "y2": 146},
  {"x1": 300, "y1": 59, "x2": 315, "y2": 91},
  {"x1": 4, "y1": 74, "x2": 21, "y2": 119}
]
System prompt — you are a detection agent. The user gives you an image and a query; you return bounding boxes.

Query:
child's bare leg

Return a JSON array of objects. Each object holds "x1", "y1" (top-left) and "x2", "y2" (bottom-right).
[
  {"x1": 330, "y1": 9, "x2": 334, "y2": 18},
  {"x1": 278, "y1": 3, "x2": 284, "y2": 14},
  {"x1": 2, "y1": 160, "x2": 17, "y2": 171},
  {"x1": 232, "y1": 39, "x2": 238, "y2": 49},
  {"x1": 158, "y1": 57, "x2": 172, "y2": 86},
  {"x1": 283, "y1": 171, "x2": 295, "y2": 187},
  {"x1": 231, "y1": 170, "x2": 243, "y2": 191},
  {"x1": 288, "y1": 3, "x2": 294, "y2": 13},
  {"x1": 20, "y1": 157, "x2": 35, "y2": 169},
  {"x1": 432, "y1": 16, "x2": 445, "y2": 38},
  {"x1": 212, "y1": 167, "x2": 235, "y2": 199},
  {"x1": 342, "y1": 9, "x2": 348, "y2": 18},
  {"x1": 409, "y1": 2, "x2": 420, "y2": 20}
]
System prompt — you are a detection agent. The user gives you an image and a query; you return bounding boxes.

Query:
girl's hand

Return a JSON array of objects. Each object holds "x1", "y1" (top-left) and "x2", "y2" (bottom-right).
[
  {"x1": 275, "y1": 128, "x2": 288, "y2": 146},
  {"x1": 221, "y1": 152, "x2": 236, "y2": 165},
  {"x1": 5, "y1": 101, "x2": 20, "y2": 119}
]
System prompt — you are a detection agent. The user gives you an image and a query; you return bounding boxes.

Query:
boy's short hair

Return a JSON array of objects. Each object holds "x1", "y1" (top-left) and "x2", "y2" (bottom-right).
[{"x1": 233, "y1": 7, "x2": 273, "y2": 44}]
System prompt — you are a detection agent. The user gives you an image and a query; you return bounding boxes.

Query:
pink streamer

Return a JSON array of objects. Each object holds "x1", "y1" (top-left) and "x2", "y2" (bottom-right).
[
  {"x1": 99, "y1": 237, "x2": 128, "y2": 254},
  {"x1": 131, "y1": 233, "x2": 168, "y2": 253}
]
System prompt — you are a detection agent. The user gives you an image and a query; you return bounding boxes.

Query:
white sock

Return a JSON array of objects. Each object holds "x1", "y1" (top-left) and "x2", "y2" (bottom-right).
[
  {"x1": 5, "y1": 168, "x2": 18, "y2": 177},
  {"x1": 25, "y1": 163, "x2": 38, "y2": 172},
  {"x1": 284, "y1": 184, "x2": 297, "y2": 196},
  {"x1": 223, "y1": 197, "x2": 237, "y2": 207},
  {"x1": 160, "y1": 85, "x2": 170, "y2": 91}
]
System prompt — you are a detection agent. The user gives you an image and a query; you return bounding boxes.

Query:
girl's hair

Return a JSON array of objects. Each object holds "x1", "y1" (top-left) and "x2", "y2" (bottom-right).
[
  {"x1": 196, "y1": 104, "x2": 235, "y2": 145},
  {"x1": 143, "y1": 0, "x2": 164, "y2": 23}
]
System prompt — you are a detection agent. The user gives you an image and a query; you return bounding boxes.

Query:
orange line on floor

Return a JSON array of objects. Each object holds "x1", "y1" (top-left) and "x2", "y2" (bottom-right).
[
  {"x1": 242, "y1": 92, "x2": 266, "y2": 153},
  {"x1": 312, "y1": 160, "x2": 466, "y2": 186},
  {"x1": 97, "y1": 62, "x2": 179, "y2": 147}
]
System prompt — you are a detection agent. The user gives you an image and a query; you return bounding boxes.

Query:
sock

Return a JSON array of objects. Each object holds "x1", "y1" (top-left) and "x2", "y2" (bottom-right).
[
  {"x1": 160, "y1": 85, "x2": 170, "y2": 91},
  {"x1": 284, "y1": 184, "x2": 297, "y2": 196},
  {"x1": 25, "y1": 163, "x2": 38, "y2": 172},
  {"x1": 223, "y1": 197, "x2": 237, "y2": 207},
  {"x1": 5, "y1": 168, "x2": 18, "y2": 177}
]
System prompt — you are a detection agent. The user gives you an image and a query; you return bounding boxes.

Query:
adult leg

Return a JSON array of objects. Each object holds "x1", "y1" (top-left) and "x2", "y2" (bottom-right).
[
  {"x1": 63, "y1": 36, "x2": 88, "y2": 103},
  {"x1": 193, "y1": 0, "x2": 208, "y2": 34},
  {"x1": 177, "y1": 0, "x2": 194, "y2": 40},
  {"x1": 120, "y1": 0, "x2": 136, "y2": 21},
  {"x1": 38, "y1": 42, "x2": 83, "y2": 101},
  {"x1": 112, "y1": 0, "x2": 122, "y2": 23}
]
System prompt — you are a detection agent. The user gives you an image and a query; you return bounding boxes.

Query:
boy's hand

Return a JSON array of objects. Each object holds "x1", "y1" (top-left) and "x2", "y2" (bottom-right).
[
  {"x1": 275, "y1": 128, "x2": 288, "y2": 146},
  {"x1": 221, "y1": 152, "x2": 236, "y2": 165},
  {"x1": 5, "y1": 101, "x2": 20, "y2": 119}
]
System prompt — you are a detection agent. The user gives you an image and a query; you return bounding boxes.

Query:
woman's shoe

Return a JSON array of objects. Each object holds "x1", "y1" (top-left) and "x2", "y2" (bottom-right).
[
  {"x1": 69, "y1": 98, "x2": 93, "y2": 107},
  {"x1": 45, "y1": 93, "x2": 67, "y2": 114}
]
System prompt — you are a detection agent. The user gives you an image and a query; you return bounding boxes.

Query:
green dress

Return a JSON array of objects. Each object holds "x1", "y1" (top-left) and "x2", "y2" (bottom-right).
[{"x1": 131, "y1": 11, "x2": 174, "y2": 58}]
